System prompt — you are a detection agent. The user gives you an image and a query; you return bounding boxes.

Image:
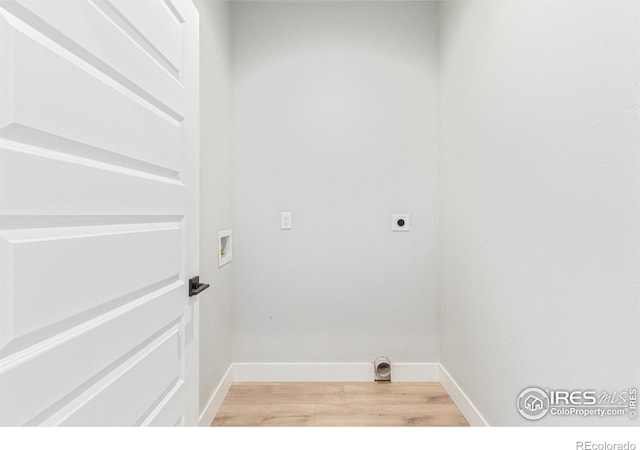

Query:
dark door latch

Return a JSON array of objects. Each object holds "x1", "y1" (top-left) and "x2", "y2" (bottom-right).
[{"x1": 188, "y1": 276, "x2": 210, "y2": 297}]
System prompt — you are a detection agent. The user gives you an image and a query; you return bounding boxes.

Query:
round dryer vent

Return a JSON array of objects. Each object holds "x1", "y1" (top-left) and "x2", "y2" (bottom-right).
[{"x1": 374, "y1": 356, "x2": 391, "y2": 381}]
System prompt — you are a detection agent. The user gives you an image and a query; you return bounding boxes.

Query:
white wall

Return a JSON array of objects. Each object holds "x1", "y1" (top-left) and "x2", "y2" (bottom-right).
[
  {"x1": 195, "y1": 0, "x2": 233, "y2": 417},
  {"x1": 439, "y1": 1, "x2": 640, "y2": 426},
  {"x1": 231, "y1": 2, "x2": 440, "y2": 365}
]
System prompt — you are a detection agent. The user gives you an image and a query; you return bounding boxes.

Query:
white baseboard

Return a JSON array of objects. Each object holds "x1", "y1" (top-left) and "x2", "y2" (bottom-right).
[
  {"x1": 393, "y1": 363, "x2": 440, "y2": 381},
  {"x1": 198, "y1": 364, "x2": 233, "y2": 427},
  {"x1": 439, "y1": 364, "x2": 488, "y2": 427},
  {"x1": 232, "y1": 362, "x2": 439, "y2": 382}
]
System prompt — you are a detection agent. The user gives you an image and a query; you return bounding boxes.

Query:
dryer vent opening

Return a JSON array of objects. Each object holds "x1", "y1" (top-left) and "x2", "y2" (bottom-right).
[{"x1": 374, "y1": 356, "x2": 391, "y2": 381}]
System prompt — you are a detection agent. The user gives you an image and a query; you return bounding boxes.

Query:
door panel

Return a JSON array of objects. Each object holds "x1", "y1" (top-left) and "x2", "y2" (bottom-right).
[
  {"x1": 2, "y1": 14, "x2": 181, "y2": 171},
  {"x1": 1, "y1": 0, "x2": 184, "y2": 116},
  {"x1": 1, "y1": 284, "x2": 184, "y2": 426},
  {"x1": 104, "y1": 0, "x2": 183, "y2": 75},
  {"x1": 0, "y1": 145, "x2": 183, "y2": 216},
  {"x1": 0, "y1": 0, "x2": 198, "y2": 427},
  {"x1": 41, "y1": 325, "x2": 183, "y2": 427},
  {"x1": 0, "y1": 221, "x2": 181, "y2": 352}
]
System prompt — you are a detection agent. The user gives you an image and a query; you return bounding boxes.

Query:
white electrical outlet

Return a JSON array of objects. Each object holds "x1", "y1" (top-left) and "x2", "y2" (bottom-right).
[
  {"x1": 281, "y1": 212, "x2": 292, "y2": 230},
  {"x1": 392, "y1": 214, "x2": 410, "y2": 232}
]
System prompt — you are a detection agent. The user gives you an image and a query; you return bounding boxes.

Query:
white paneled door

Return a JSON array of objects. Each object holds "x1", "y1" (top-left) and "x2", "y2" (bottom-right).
[{"x1": 0, "y1": 0, "x2": 200, "y2": 426}]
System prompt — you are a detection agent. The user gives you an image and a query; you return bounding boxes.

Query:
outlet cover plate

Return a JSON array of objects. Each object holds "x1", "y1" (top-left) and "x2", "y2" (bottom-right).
[{"x1": 281, "y1": 212, "x2": 292, "y2": 230}]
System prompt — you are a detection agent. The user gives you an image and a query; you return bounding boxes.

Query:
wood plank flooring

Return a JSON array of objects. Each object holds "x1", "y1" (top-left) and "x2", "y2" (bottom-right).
[{"x1": 212, "y1": 382, "x2": 469, "y2": 427}]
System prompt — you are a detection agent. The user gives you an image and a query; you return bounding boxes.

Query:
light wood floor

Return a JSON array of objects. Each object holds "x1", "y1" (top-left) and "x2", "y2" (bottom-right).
[{"x1": 212, "y1": 382, "x2": 469, "y2": 427}]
